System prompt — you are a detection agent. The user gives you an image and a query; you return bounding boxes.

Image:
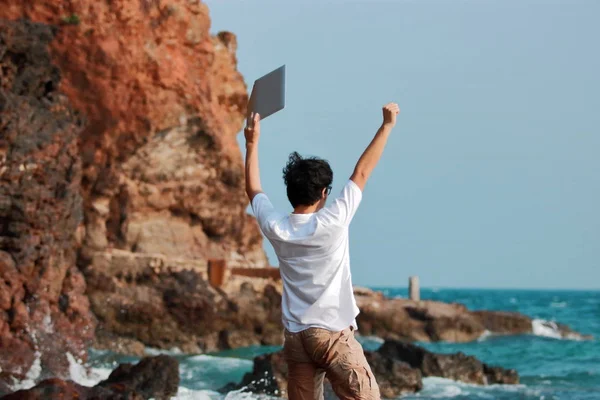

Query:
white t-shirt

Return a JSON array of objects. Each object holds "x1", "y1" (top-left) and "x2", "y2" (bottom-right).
[{"x1": 251, "y1": 179, "x2": 363, "y2": 333}]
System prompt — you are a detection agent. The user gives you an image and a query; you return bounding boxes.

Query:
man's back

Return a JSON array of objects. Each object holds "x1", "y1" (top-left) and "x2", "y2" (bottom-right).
[{"x1": 252, "y1": 180, "x2": 362, "y2": 332}]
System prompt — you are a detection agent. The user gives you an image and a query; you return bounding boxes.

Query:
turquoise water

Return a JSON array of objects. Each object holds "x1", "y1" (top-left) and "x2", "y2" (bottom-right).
[{"x1": 84, "y1": 288, "x2": 600, "y2": 399}]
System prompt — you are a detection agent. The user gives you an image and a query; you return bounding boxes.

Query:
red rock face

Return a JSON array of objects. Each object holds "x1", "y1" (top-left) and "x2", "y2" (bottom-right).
[
  {"x1": 1, "y1": 0, "x2": 266, "y2": 265},
  {"x1": 0, "y1": 19, "x2": 96, "y2": 387},
  {"x1": 0, "y1": 0, "x2": 267, "y2": 389}
]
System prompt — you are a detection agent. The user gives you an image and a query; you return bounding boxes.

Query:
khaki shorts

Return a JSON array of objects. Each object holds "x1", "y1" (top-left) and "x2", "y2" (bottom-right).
[{"x1": 283, "y1": 326, "x2": 380, "y2": 400}]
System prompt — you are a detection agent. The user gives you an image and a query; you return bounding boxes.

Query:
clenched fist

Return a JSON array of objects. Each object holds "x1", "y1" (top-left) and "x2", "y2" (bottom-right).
[
  {"x1": 382, "y1": 103, "x2": 400, "y2": 127},
  {"x1": 244, "y1": 112, "x2": 261, "y2": 146}
]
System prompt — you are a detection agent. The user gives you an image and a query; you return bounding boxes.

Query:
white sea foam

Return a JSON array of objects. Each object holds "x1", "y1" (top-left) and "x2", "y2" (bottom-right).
[
  {"x1": 414, "y1": 377, "x2": 466, "y2": 398},
  {"x1": 406, "y1": 377, "x2": 533, "y2": 399},
  {"x1": 509, "y1": 297, "x2": 518, "y2": 304},
  {"x1": 9, "y1": 327, "x2": 42, "y2": 392},
  {"x1": 10, "y1": 350, "x2": 42, "y2": 391},
  {"x1": 531, "y1": 319, "x2": 588, "y2": 341},
  {"x1": 145, "y1": 346, "x2": 184, "y2": 356},
  {"x1": 532, "y1": 319, "x2": 563, "y2": 339},
  {"x1": 175, "y1": 387, "x2": 218, "y2": 400},
  {"x1": 186, "y1": 354, "x2": 254, "y2": 370},
  {"x1": 66, "y1": 352, "x2": 112, "y2": 387},
  {"x1": 42, "y1": 313, "x2": 54, "y2": 333},
  {"x1": 477, "y1": 329, "x2": 493, "y2": 342}
]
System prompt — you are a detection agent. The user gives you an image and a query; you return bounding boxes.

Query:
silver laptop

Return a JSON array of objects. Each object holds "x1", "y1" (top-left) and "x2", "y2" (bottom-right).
[{"x1": 248, "y1": 65, "x2": 286, "y2": 121}]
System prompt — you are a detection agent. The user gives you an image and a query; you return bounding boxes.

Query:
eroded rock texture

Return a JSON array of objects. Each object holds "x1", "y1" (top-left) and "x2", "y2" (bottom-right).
[
  {"x1": 0, "y1": 19, "x2": 95, "y2": 387},
  {"x1": 2, "y1": 0, "x2": 266, "y2": 265},
  {"x1": 1, "y1": 0, "x2": 268, "y2": 364}
]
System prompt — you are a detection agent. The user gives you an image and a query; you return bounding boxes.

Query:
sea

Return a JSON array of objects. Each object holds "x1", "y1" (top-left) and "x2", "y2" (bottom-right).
[{"x1": 9, "y1": 288, "x2": 600, "y2": 399}]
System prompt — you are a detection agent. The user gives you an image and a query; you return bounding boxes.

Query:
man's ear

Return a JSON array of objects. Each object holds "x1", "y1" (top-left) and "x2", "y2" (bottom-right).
[{"x1": 321, "y1": 188, "x2": 327, "y2": 199}]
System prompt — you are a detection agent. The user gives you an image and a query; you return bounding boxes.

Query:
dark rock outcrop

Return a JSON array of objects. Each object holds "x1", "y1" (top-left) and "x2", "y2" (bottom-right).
[
  {"x1": 471, "y1": 310, "x2": 531, "y2": 335},
  {"x1": 86, "y1": 251, "x2": 283, "y2": 353},
  {"x1": 364, "y1": 352, "x2": 423, "y2": 398},
  {"x1": 0, "y1": 18, "x2": 96, "y2": 387},
  {"x1": 0, "y1": 378, "x2": 143, "y2": 400},
  {"x1": 224, "y1": 340, "x2": 517, "y2": 398},
  {"x1": 96, "y1": 355, "x2": 179, "y2": 400},
  {"x1": 379, "y1": 340, "x2": 519, "y2": 385},
  {"x1": 0, "y1": 355, "x2": 178, "y2": 400},
  {"x1": 354, "y1": 288, "x2": 591, "y2": 342}
]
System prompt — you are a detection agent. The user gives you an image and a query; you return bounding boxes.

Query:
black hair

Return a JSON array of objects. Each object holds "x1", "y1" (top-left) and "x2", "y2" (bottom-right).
[{"x1": 282, "y1": 152, "x2": 333, "y2": 208}]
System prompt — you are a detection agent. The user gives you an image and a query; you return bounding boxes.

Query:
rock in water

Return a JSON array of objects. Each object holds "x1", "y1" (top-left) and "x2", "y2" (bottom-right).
[
  {"x1": 224, "y1": 340, "x2": 518, "y2": 398},
  {"x1": 0, "y1": 355, "x2": 178, "y2": 400},
  {"x1": 0, "y1": 378, "x2": 140, "y2": 400},
  {"x1": 222, "y1": 350, "x2": 424, "y2": 398},
  {"x1": 354, "y1": 288, "x2": 592, "y2": 342},
  {"x1": 364, "y1": 352, "x2": 423, "y2": 397},
  {"x1": 379, "y1": 340, "x2": 519, "y2": 385},
  {"x1": 0, "y1": 19, "x2": 95, "y2": 389},
  {"x1": 96, "y1": 355, "x2": 179, "y2": 400}
]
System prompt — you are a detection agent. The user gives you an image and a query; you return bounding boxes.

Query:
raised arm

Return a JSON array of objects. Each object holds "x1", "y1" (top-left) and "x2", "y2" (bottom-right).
[
  {"x1": 244, "y1": 113, "x2": 263, "y2": 201},
  {"x1": 350, "y1": 103, "x2": 400, "y2": 190}
]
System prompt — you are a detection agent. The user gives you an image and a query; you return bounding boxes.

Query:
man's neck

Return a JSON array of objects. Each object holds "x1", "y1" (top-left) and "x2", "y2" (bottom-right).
[{"x1": 293, "y1": 203, "x2": 321, "y2": 214}]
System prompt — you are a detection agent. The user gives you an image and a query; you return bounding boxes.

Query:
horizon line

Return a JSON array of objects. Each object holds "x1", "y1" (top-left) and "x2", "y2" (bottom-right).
[{"x1": 365, "y1": 285, "x2": 600, "y2": 292}]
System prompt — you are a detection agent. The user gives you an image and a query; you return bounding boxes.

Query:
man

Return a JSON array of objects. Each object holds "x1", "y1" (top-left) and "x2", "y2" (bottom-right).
[{"x1": 244, "y1": 102, "x2": 400, "y2": 400}]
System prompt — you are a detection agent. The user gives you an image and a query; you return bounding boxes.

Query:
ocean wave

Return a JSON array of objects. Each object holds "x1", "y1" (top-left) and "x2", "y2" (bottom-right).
[
  {"x1": 8, "y1": 350, "x2": 42, "y2": 392},
  {"x1": 67, "y1": 352, "x2": 112, "y2": 387},
  {"x1": 222, "y1": 386, "x2": 280, "y2": 400},
  {"x1": 178, "y1": 354, "x2": 254, "y2": 389},
  {"x1": 175, "y1": 387, "x2": 276, "y2": 400},
  {"x1": 550, "y1": 301, "x2": 568, "y2": 308},
  {"x1": 186, "y1": 354, "x2": 253, "y2": 369},
  {"x1": 531, "y1": 318, "x2": 591, "y2": 342},
  {"x1": 145, "y1": 346, "x2": 185, "y2": 356},
  {"x1": 476, "y1": 330, "x2": 493, "y2": 342},
  {"x1": 175, "y1": 387, "x2": 217, "y2": 400},
  {"x1": 532, "y1": 319, "x2": 563, "y2": 339},
  {"x1": 9, "y1": 352, "x2": 112, "y2": 391},
  {"x1": 531, "y1": 318, "x2": 588, "y2": 341},
  {"x1": 401, "y1": 377, "x2": 540, "y2": 399}
]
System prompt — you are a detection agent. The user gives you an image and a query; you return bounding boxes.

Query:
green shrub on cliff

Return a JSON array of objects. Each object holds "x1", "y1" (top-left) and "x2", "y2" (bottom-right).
[{"x1": 61, "y1": 14, "x2": 80, "y2": 26}]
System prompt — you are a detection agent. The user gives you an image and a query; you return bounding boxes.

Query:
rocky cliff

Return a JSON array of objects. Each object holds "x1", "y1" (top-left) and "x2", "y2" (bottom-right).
[
  {"x1": 1, "y1": 0, "x2": 267, "y2": 266},
  {"x1": 0, "y1": 19, "x2": 95, "y2": 390},
  {"x1": 1, "y1": 0, "x2": 267, "y2": 390}
]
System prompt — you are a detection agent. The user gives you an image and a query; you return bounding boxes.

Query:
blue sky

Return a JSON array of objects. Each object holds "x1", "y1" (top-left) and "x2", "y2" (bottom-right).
[{"x1": 206, "y1": 0, "x2": 599, "y2": 289}]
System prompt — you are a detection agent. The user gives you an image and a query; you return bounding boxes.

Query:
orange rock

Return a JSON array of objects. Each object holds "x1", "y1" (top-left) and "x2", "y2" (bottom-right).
[
  {"x1": 1, "y1": 1, "x2": 267, "y2": 389},
  {"x1": 2, "y1": 0, "x2": 265, "y2": 266}
]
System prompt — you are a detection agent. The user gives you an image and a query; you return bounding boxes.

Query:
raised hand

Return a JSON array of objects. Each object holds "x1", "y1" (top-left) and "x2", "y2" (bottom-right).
[
  {"x1": 244, "y1": 112, "x2": 261, "y2": 146},
  {"x1": 382, "y1": 103, "x2": 400, "y2": 128}
]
